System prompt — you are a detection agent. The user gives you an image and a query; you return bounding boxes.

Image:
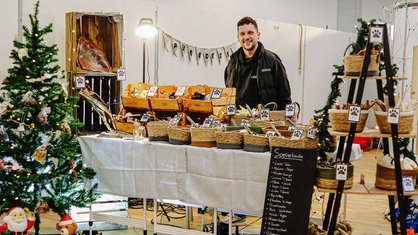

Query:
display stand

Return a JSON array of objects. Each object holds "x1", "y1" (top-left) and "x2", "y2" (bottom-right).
[{"x1": 322, "y1": 23, "x2": 409, "y2": 235}]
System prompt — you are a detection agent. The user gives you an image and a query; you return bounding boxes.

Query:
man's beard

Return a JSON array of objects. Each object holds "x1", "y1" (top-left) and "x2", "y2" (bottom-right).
[{"x1": 8, "y1": 219, "x2": 27, "y2": 231}]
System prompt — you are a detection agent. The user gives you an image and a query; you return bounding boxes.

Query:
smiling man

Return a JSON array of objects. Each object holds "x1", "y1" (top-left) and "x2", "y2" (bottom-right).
[{"x1": 225, "y1": 16, "x2": 292, "y2": 110}]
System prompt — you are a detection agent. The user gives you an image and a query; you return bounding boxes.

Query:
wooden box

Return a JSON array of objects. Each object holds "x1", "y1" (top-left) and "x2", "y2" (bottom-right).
[
  {"x1": 66, "y1": 12, "x2": 123, "y2": 73},
  {"x1": 149, "y1": 85, "x2": 181, "y2": 111},
  {"x1": 182, "y1": 86, "x2": 235, "y2": 114},
  {"x1": 122, "y1": 83, "x2": 151, "y2": 110}
]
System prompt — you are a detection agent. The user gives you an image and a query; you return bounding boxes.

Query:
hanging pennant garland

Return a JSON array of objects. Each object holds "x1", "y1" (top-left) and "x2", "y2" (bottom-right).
[{"x1": 161, "y1": 31, "x2": 238, "y2": 66}]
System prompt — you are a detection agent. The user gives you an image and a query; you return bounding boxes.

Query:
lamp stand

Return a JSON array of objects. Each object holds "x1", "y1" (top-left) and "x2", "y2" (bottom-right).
[{"x1": 142, "y1": 40, "x2": 146, "y2": 83}]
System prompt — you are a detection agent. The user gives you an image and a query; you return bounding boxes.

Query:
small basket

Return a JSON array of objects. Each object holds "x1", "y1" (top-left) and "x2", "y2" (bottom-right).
[
  {"x1": 269, "y1": 136, "x2": 318, "y2": 150},
  {"x1": 146, "y1": 121, "x2": 169, "y2": 141},
  {"x1": 250, "y1": 119, "x2": 284, "y2": 127},
  {"x1": 374, "y1": 110, "x2": 414, "y2": 134},
  {"x1": 344, "y1": 54, "x2": 379, "y2": 76},
  {"x1": 191, "y1": 127, "x2": 219, "y2": 147},
  {"x1": 315, "y1": 165, "x2": 354, "y2": 189},
  {"x1": 243, "y1": 133, "x2": 270, "y2": 152},
  {"x1": 215, "y1": 131, "x2": 244, "y2": 149},
  {"x1": 328, "y1": 109, "x2": 368, "y2": 132},
  {"x1": 262, "y1": 126, "x2": 293, "y2": 138},
  {"x1": 167, "y1": 128, "x2": 191, "y2": 145},
  {"x1": 375, "y1": 164, "x2": 418, "y2": 190}
]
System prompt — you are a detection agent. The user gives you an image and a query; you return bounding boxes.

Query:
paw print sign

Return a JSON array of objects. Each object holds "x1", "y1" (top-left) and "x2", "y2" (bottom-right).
[
  {"x1": 285, "y1": 104, "x2": 295, "y2": 117},
  {"x1": 226, "y1": 104, "x2": 236, "y2": 116},
  {"x1": 370, "y1": 26, "x2": 383, "y2": 43},
  {"x1": 260, "y1": 108, "x2": 270, "y2": 121},
  {"x1": 348, "y1": 105, "x2": 361, "y2": 122},
  {"x1": 403, "y1": 176, "x2": 415, "y2": 192},
  {"x1": 211, "y1": 88, "x2": 223, "y2": 99},
  {"x1": 387, "y1": 107, "x2": 400, "y2": 124},
  {"x1": 335, "y1": 163, "x2": 348, "y2": 180}
]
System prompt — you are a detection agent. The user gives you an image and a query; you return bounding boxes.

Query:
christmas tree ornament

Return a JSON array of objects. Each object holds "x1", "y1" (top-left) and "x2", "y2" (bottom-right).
[
  {"x1": 17, "y1": 48, "x2": 28, "y2": 61},
  {"x1": 32, "y1": 145, "x2": 47, "y2": 163},
  {"x1": 36, "y1": 110, "x2": 49, "y2": 124},
  {"x1": 20, "y1": 91, "x2": 37, "y2": 106},
  {"x1": 0, "y1": 206, "x2": 35, "y2": 235},
  {"x1": 56, "y1": 214, "x2": 78, "y2": 235}
]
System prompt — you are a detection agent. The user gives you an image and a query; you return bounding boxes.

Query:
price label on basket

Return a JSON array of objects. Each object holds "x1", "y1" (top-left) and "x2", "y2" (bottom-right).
[
  {"x1": 348, "y1": 105, "x2": 361, "y2": 122},
  {"x1": 387, "y1": 107, "x2": 400, "y2": 124},
  {"x1": 260, "y1": 108, "x2": 270, "y2": 121},
  {"x1": 265, "y1": 130, "x2": 276, "y2": 137},
  {"x1": 403, "y1": 176, "x2": 415, "y2": 192},
  {"x1": 147, "y1": 86, "x2": 158, "y2": 97},
  {"x1": 285, "y1": 103, "x2": 296, "y2": 117},
  {"x1": 140, "y1": 114, "x2": 150, "y2": 123},
  {"x1": 226, "y1": 104, "x2": 236, "y2": 116},
  {"x1": 306, "y1": 126, "x2": 316, "y2": 139},
  {"x1": 291, "y1": 129, "x2": 303, "y2": 140},
  {"x1": 212, "y1": 120, "x2": 221, "y2": 128},
  {"x1": 174, "y1": 86, "x2": 186, "y2": 96},
  {"x1": 202, "y1": 117, "x2": 214, "y2": 127},
  {"x1": 335, "y1": 163, "x2": 348, "y2": 180},
  {"x1": 240, "y1": 119, "x2": 250, "y2": 127},
  {"x1": 75, "y1": 76, "x2": 86, "y2": 89},
  {"x1": 169, "y1": 114, "x2": 182, "y2": 125}
]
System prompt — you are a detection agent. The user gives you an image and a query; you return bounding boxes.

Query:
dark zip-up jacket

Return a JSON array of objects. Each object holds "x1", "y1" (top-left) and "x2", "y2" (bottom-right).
[{"x1": 224, "y1": 42, "x2": 292, "y2": 110}]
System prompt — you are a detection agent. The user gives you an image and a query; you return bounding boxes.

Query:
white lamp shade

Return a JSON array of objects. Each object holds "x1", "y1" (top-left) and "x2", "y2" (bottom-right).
[{"x1": 135, "y1": 18, "x2": 158, "y2": 39}]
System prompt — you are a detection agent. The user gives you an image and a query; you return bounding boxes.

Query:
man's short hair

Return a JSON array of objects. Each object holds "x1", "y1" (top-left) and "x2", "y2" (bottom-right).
[{"x1": 237, "y1": 16, "x2": 258, "y2": 32}]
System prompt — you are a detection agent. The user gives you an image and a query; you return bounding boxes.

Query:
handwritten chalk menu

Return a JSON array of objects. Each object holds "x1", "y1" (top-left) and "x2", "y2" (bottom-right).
[{"x1": 261, "y1": 147, "x2": 317, "y2": 235}]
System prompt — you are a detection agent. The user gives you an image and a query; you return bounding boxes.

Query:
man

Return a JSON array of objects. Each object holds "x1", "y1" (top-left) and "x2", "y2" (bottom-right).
[{"x1": 225, "y1": 16, "x2": 292, "y2": 110}]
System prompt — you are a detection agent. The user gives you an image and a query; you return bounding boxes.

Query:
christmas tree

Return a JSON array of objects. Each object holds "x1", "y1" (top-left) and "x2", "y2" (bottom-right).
[{"x1": 0, "y1": 1, "x2": 98, "y2": 233}]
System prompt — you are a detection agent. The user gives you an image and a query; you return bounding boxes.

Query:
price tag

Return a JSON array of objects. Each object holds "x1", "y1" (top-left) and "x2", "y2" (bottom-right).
[
  {"x1": 403, "y1": 176, "x2": 415, "y2": 192},
  {"x1": 348, "y1": 105, "x2": 361, "y2": 122},
  {"x1": 306, "y1": 126, "x2": 316, "y2": 139},
  {"x1": 147, "y1": 86, "x2": 158, "y2": 97},
  {"x1": 387, "y1": 107, "x2": 400, "y2": 124},
  {"x1": 265, "y1": 131, "x2": 276, "y2": 137},
  {"x1": 335, "y1": 163, "x2": 348, "y2": 180},
  {"x1": 260, "y1": 108, "x2": 270, "y2": 121},
  {"x1": 212, "y1": 120, "x2": 221, "y2": 128},
  {"x1": 169, "y1": 114, "x2": 182, "y2": 125},
  {"x1": 226, "y1": 104, "x2": 236, "y2": 116},
  {"x1": 288, "y1": 126, "x2": 297, "y2": 131},
  {"x1": 140, "y1": 114, "x2": 150, "y2": 123},
  {"x1": 285, "y1": 103, "x2": 296, "y2": 117},
  {"x1": 210, "y1": 88, "x2": 223, "y2": 99},
  {"x1": 174, "y1": 86, "x2": 186, "y2": 96},
  {"x1": 202, "y1": 117, "x2": 214, "y2": 127},
  {"x1": 290, "y1": 129, "x2": 304, "y2": 140},
  {"x1": 116, "y1": 67, "x2": 126, "y2": 81},
  {"x1": 240, "y1": 119, "x2": 250, "y2": 127},
  {"x1": 75, "y1": 76, "x2": 86, "y2": 89}
]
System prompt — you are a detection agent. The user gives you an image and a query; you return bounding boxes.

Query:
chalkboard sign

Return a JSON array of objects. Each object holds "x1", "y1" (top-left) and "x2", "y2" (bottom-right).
[{"x1": 261, "y1": 147, "x2": 317, "y2": 235}]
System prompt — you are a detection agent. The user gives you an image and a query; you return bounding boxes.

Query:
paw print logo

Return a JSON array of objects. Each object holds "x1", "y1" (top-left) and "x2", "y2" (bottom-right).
[
  {"x1": 213, "y1": 89, "x2": 222, "y2": 97},
  {"x1": 286, "y1": 105, "x2": 294, "y2": 112},
  {"x1": 389, "y1": 108, "x2": 399, "y2": 118},
  {"x1": 372, "y1": 28, "x2": 382, "y2": 39},
  {"x1": 261, "y1": 110, "x2": 269, "y2": 118},
  {"x1": 337, "y1": 165, "x2": 347, "y2": 175},
  {"x1": 227, "y1": 106, "x2": 235, "y2": 113},
  {"x1": 350, "y1": 108, "x2": 359, "y2": 116}
]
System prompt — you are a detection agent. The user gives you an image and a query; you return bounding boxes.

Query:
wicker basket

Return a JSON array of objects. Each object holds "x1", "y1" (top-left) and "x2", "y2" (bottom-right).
[
  {"x1": 269, "y1": 110, "x2": 298, "y2": 126},
  {"x1": 146, "y1": 121, "x2": 169, "y2": 141},
  {"x1": 215, "y1": 131, "x2": 244, "y2": 149},
  {"x1": 167, "y1": 128, "x2": 191, "y2": 145},
  {"x1": 329, "y1": 109, "x2": 368, "y2": 132},
  {"x1": 344, "y1": 54, "x2": 379, "y2": 76},
  {"x1": 191, "y1": 127, "x2": 219, "y2": 147},
  {"x1": 243, "y1": 133, "x2": 270, "y2": 152},
  {"x1": 375, "y1": 164, "x2": 418, "y2": 190},
  {"x1": 315, "y1": 165, "x2": 354, "y2": 189},
  {"x1": 269, "y1": 136, "x2": 318, "y2": 150},
  {"x1": 262, "y1": 126, "x2": 293, "y2": 138},
  {"x1": 374, "y1": 110, "x2": 414, "y2": 134},
  {"x1": 250, "y1": 119, "x2": 285, "y2": 127}
]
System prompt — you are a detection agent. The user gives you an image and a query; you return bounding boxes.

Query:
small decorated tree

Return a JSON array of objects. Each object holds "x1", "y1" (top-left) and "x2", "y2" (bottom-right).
[{"x1": 0, "y1": 1, "x2": 98, "y2": 234}]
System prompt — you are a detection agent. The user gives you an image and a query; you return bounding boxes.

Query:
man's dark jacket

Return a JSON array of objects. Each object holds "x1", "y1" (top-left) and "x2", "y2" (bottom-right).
[{"x1": 224, "y1": 42, "x2": 292, "y2": 110}]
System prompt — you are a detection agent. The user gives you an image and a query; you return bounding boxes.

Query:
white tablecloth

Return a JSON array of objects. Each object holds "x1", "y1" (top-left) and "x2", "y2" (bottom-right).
[{"x1": 79, "y1": 135, "x2": 270, "y2": 213}]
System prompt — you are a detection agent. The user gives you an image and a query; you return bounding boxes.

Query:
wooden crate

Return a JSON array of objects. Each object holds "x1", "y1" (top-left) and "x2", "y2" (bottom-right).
[
  {"x1": 122, "y1": 83, "x2": 151, "y2": 110},
  {"x1": 182, "y1": 86, "x2": 235, "y2": 114},
  {"x1": 149, "y1": 85, "x2": 181, "y2": 111},
  {"x1": 66, "y1": 12, "x2": 123, "y2": 73}
]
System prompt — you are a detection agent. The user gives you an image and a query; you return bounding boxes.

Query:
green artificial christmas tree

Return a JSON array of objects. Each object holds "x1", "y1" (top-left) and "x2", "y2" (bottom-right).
[{"x1": 0, "y1": 1, "x2": 98, "y2": 234}]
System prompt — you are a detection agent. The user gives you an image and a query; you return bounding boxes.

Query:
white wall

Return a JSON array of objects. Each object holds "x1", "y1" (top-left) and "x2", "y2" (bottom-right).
[{"x1": 0, "y1": 0, "x2": 402, "y2": 124}]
